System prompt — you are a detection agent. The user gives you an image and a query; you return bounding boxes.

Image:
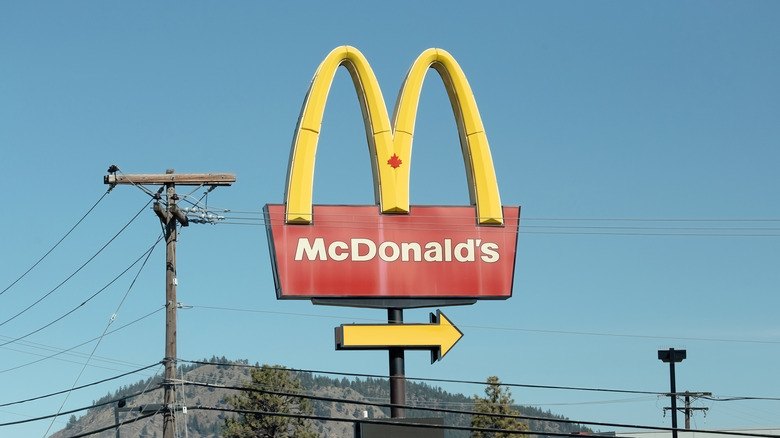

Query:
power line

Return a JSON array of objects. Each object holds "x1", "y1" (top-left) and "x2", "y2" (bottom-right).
[
  {"x1": 185, "y1": 381, "x2": 780, "y2": 437},
  {"x1": 203, "y1": 210, "x2": 780, "y2": 237},
  {"x1": 461, "y1": 325, "x2": 780, "y2": 345},
  {"x1": 179, "y1": 359, "x2": 659, "y2": 397},
  {"x1": 4, "y1": 362, "x2": 775, "y2": 437},
  {"x1": 0, "y1": 190, "x2": 111, "y2": 299},
  {"x1": 190, "y1": 404, "x2": 780, "y2": 438},
  {"x1": 0, "y1": 386, "x2": 161, "y2": 428},
  {"x1": 0, "y1": 306, "x2": 163, "y2": 374},
  {"x1": 61, "y1": 412, "x2": 157, "y2": 438},
  {"x1": 525, "y1": 218, "x2": 780, "y2": 222},
  {"x1": 179, "y1": 359, "x2": 780, "y2": 405},
  {"x1": 0, "y1": 199, "x2": 153, "y2": 329},
  {"x1": 0, "y1": 235, "x2": 162, "y2": 349},
  {"x1": 41, "y1": 232, "x2": 162, "y2": 438},
  {"x1": 195, "y1": 208, "x2": 780, "y2": 224},
  {"x1": 184, "y1": 379, "x2": 610, "y2": 430},
  {"x1": 186, "y1": 305, "x2": 780, "y2": 345},
  {"x1": 0, "y1": 362, "x2": 161, "y2": 408},
  {"x1": 195, "y1": 404, "x2": 599, "y2": 437},
  {"x1": 704, "y1": 395, "x2": 780, "y2": 402}
]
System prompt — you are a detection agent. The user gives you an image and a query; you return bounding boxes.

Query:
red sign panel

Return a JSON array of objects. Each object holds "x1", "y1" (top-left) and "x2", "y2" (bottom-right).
[{"x1": 264, "y1": 204, "x2": 520, "y2": 299}]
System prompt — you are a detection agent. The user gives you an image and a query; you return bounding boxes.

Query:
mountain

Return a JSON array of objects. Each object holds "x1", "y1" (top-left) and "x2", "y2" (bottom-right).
[{"x1": 50, "y1": 357, "x2": 592, "y2": 438}]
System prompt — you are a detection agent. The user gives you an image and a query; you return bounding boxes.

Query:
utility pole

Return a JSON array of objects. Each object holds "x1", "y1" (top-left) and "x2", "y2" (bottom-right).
[
  {"x1": 664, "y1": 391, "x2": 711, "y2": 429},
  {"x1": 105, "y1": 168, "x2": 235, "y2": 438}
]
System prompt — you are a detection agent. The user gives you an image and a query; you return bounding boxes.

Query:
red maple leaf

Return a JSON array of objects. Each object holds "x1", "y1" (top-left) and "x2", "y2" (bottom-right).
[{"x1": 387, "y1": 153, "x2": 402, "y2": 169}]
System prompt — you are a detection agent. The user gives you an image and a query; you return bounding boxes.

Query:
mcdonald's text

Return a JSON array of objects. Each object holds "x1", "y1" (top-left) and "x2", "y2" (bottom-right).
[
  {"x1": 264, "y1": 205, "x2": 520, "y2": 299},
  {"x1": 294, "y1": 237, "x2": 500, "y2": 263}
]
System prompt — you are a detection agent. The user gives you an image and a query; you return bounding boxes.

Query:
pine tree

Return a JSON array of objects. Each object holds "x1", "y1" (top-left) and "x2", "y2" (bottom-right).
[
  {"x1": 222, "y1": 365, "x2": 319, "y2": 438},
  {"x1": 470, "y1": 376, "x2": 529, "y2": 438}
]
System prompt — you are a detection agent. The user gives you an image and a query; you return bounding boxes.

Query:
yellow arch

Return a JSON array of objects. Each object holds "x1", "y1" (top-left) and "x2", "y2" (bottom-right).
[{"x1": 284, "y1": 46, "x2": 503, "y2": 225}]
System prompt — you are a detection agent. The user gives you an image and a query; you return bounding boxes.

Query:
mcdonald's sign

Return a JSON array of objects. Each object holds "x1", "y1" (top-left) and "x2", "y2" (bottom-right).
[{"x1": 264, "y1": 46, "x2": 520, "y2": 301}]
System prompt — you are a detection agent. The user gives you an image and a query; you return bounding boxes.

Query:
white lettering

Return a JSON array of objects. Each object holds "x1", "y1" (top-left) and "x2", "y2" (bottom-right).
[
  {"x1": 454, "y1": 239, "x2": 475, "y2": 262},
  {"x1": 480, "y1": 242, "x2": 500, "y2": 263},
  {"x1": 295, "y1": 237, "x2": 326, "y2": 261},
  {"x1": 379, "y1": 241, "x2": 400, "y2": 262},
  {"x1": 328, "y1": 240, "x2": 349, "y2": 261},
  {"x1": 401, "y1": 242, "x2": 422, "y2": 262},
  {"x1": 424, "y1": 242, "x2": 443, "y2": 262},
  {"x1": 351, "y1": 238, "x2": 376, "y2": 261},
  {"x1": 293, "y1": 237, "x2": 500, "y2": 263}
]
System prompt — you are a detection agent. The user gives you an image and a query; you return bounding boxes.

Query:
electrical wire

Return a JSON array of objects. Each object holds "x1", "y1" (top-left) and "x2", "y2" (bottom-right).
[
  {"x1": 0, "y1": 198, "x2": 153, "y2": 329},
  {"x1": 460, "y1": 324, "x2": 780, "y2": 345},
  {"x1": 0, "y1": 234, "x2": 162, "y2": 349},
  {"x1": 3, "y1": 361, "x2": 775, "y2": 437},
  {"x1": 0, "y1": 190, "x2": 111, "y2": 298},
  {"x1": 61, "y1": 412, "x2": 157, "y2": 438},
  {"x1": 190, "y1": 404, "x2": 780, "y2": 438},
  {"x1": 212, "y1": 208, "x2": 780, "y2": 224},
  {"x1": 704, "y1": 395, "x2": 780, "y2": 402},
  {"x1": 183, "y1": 381, "x2": 780, "y2": 437},
  {"x1": 0, "y1": 307, "x2": 164, "y2": 374},
  {"x1": 161, "y1": 196, "x2": 780, "y2": 236},
  {"x1": 179, "y1": 359, "x2": 780, "y2": 405},
  {"x1": 210, "y1": 209, "x2": 780, "y2": 225},
  {"x1": 186, "y1": 305, "x2": 780, "y2": 346},
  {"x1": 177, "y1": 364, "x2": 189, "y2": 438},
  {"x1": 211, "y1": 210, "x2": 780, "y2": 237},
  {"x1": 193, "y1": 404, "x2": 600, "y2": 437},
  {"x1": 0, "y1": 386, "x2": 161, "y2": 427},
  {"x1": 40, "y1": 233, "x2": 162, "y2": 438},
  {"x1": 0, "y1": 362, "x2": 162, "y2": 408},
  {"x1": 185, "y1": 359, "x2": 659, "y2": 396},
  {"x1": 114, "y1": 168, "x2": 159, "y2": 199},
  {"x1": 184, "y1": 379, "x2": 583, "y2": 424},
  {"x1": 115, "y1": 363, "x2": 167, "y2": 435}
]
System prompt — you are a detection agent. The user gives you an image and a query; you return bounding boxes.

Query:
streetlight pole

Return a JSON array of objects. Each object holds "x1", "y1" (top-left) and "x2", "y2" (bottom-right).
[{"x1": 658, "y1": 348, "x2": 686, "y2": 438}]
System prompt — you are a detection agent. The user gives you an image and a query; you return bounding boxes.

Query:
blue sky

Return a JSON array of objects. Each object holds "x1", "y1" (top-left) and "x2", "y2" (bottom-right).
[{"x1": 1, "y1": 1, "x2": 779, "y2": 436}]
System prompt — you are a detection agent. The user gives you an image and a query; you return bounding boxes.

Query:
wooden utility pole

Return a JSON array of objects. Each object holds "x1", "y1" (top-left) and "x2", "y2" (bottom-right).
[
  {"x1": 105, "y1": 168, "x2": 235, "y2": 438},
  {"x1": 682, "y1": 391, "x2": 711, "y2": 429},
  {"x1": 663, "y1": 391, "x2": 711, "y2": 429}
]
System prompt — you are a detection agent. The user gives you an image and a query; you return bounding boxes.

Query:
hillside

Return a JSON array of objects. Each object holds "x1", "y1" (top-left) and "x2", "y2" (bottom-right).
[{"x1": 51, "y1": 358, "x2": 592, "y2": 438}]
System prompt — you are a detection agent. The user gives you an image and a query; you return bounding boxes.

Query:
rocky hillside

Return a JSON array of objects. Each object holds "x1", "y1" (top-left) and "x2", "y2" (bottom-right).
[{"x1": 50, "y1": 358, "x2": 590, "y2": 438}]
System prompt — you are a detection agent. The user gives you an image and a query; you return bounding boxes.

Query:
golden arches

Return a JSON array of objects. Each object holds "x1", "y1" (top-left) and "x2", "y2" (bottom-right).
[{"x1": 284, "y1": 46, "x2": 502, "y2": 225}]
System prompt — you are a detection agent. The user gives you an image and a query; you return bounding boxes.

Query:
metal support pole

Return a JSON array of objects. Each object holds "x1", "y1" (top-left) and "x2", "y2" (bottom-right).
[
  {"x1": 658, "y1": 348, "x2": 685, "y2": 438},
  {"x1": 388, "y1": 308, "x2": 405, "y2": 418},
  {"x1": 669, "y1": 356, "x2": 678, "y2": 438}
]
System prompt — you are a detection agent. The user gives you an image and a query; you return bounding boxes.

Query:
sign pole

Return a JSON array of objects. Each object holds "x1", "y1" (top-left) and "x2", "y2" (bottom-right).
[{"x1": 388, "y1": 308, "x2": 406, "y2": 418}]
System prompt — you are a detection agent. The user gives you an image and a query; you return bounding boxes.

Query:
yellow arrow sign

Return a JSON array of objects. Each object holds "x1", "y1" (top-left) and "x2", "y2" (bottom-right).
[{"x1": 335, "y1": 311, "x2": 463, "y2": 362}]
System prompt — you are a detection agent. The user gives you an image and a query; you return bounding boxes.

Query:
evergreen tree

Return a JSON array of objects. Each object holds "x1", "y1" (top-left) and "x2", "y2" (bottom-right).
[
  {"x1": 470, "y1": 376, "x2": 529, "y2": 438},
  {"x1": 222, "y1": 365, "x2": 319, "y2": 438}
]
